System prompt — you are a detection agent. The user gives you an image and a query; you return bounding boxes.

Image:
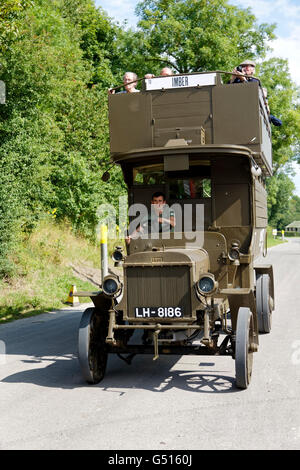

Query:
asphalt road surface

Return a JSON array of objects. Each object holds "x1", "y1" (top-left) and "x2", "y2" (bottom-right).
[{"x1": 0, "y1": 239, "x2": 300, "y2": 450}]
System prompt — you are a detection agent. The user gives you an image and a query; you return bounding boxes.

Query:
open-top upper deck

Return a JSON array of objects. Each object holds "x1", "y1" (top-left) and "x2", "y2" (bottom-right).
[{"x1": 108, "y1": 71, "x2": 272, "y2": 176}]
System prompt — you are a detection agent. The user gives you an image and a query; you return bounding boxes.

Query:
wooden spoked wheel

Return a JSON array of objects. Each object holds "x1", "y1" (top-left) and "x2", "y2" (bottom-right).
[
  {"x1": 78, "y1": 308, "x2": 108, "y2": 384},
  {"x1": 235, "y1": 307, "x2": 254, "y2": 389}
]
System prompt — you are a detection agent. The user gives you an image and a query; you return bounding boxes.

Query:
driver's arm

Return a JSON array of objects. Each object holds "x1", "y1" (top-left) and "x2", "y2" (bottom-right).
[{"x1": 158, "y1": 210, "x2": 176, "y2": 227}]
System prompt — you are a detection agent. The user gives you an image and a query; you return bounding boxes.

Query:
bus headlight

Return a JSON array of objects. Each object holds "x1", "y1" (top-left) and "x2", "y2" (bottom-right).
[
  {"x1": 196, "y1": 273, "x2": 218, "y2": 296},
  {"x1": 228, "y1": 242, "x2": 240, "y2": 264},
  {"x1": 102, "y1": 275, "x2": 122, "y2": 297},
  {"x1": 112, "y1": 246, "x2": 124, "y2": 263},
  {"x1": 229, "y1": 247, "x2": 240, "y2": 261}
]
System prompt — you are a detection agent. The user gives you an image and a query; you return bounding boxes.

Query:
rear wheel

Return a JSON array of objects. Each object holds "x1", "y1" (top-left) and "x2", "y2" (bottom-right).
[
  {"x1": 235, "y1": 307, "x2": 254, "y2": 389},
  {"x1": 256, "y1": 273, "x2": 272, "y2": 333},
  {"x1": 78, "y1": 307, "x2": 108, "y2": 384}
]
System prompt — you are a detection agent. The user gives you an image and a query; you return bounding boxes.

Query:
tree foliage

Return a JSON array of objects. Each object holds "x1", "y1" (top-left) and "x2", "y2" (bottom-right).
[
  {"x1": 134, "y1": 0, "x2": 276, "y2": 73},
  {"x1": 0, "y1": 0, "x2": 34, "y2": 51},
  {"x1": 289, "y1": 196, "x2": 300, "y2": 222},
  {"x1": 58, "y1": 0, "x2": 119, "y2": 86},
  {"x1": 257, "y1": 58, "x2": 300, "y2": 224},
  {"x1": 0, "y1": 0, "x2": 125, "y2": 275},
  {"x1": 259, "y1": 58, "x2": 300, "y2": 172},
  {"x1": 267, "y1": 173, "x2": 295, "y2": 229}
]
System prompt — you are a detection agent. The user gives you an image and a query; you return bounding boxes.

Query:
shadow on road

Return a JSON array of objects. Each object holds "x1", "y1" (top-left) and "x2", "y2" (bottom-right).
[
  {"x1": 2, "y1": 352, "x2": 239, "y2": 394},
  {"x1": 1, "y1": 309, "x2": 240, "y2": 394}
]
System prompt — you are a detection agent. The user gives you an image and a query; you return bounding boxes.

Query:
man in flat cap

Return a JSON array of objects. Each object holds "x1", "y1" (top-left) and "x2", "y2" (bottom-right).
[{"x1": 229, "y1": 59, "x2": 259, "y2": 84}]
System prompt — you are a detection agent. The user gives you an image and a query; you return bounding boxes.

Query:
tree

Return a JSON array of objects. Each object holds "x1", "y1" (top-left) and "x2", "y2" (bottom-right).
[
  {"x1": 0, "y1": 0, "x2": 33, "y2": 51},
  {"x1": 289, "y1": 195, "x2": 300, "y2": 223},
  {"x1": 258, "y1": 58, "x2": 300, "y2": 223},
  {"x1": 259, "y1": 58, "x2": 300, "y2": 172},
  {"x1": 0, "y1": 0, "x2": 126, "y2": 276},
  {"x1": 267, "y1": 173, "x2": 295, "y2": 229},
  {"x1": 134, "y1": 0, "x2": 276, "y2": 73},
  {"x1": 58, "y1": 0, "x2": 118, "y2": 87},
  {"x1": 0, "y1": 0, "x2": 35, "y2": 275}
]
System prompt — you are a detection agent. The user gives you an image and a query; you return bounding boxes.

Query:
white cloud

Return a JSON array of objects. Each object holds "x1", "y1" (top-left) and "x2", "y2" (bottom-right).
[
  {"x1": 231, "y1": 0, "x2": 300, "y2": 23},
  {"x1": 236, "y1": 0, "x2": 276, "y2": 18},
  {"x1": 95, "y1": 0, "x2": 138, "y2": 27},
  {"x1": 267, "y1": 31, "x2": 300, "y2": 86}
]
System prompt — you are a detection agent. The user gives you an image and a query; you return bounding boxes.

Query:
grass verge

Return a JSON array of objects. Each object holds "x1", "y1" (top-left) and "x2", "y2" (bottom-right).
[
  {"x1": 0, "y1": 220, "x2": 103, "y2": 323},
  {"x1": 267, "y1": 227, "x2": 288, "y2": 248}
]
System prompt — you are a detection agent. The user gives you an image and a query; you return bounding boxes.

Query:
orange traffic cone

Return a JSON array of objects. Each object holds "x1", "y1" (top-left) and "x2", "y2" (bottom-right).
[{"x1": 65, "y1": 285, "x2": 80, "y2": 306}]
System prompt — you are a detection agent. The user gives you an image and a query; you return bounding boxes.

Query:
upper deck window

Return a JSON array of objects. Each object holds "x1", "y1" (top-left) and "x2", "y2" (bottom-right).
[
  {"x1": 132, "y1": 161, "x2": 211, "y2": 200},
  {"x1": 133, "y1": 164, "x2": 165, "y2": 185}
]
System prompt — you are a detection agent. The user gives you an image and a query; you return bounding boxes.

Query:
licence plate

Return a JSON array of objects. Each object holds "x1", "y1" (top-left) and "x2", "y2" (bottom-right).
[{"x1": 135, "y1": 307, "x2": 183, "y2": 318}]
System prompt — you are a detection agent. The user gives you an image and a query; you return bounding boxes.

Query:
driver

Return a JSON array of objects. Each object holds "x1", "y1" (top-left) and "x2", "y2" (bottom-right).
[{"x1": 126, "y1": 191, "x2": 175, "y2": 244}]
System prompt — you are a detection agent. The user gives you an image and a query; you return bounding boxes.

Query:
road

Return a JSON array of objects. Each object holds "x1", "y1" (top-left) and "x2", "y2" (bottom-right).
[{"x1": 0, "y1": 239, "x2": 300, "y2": 450}]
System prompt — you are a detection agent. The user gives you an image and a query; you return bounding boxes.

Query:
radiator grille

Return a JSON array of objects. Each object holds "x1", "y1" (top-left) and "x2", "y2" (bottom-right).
[{"x1": 126, "y1": 265, "x2": 191, "y2": 318}]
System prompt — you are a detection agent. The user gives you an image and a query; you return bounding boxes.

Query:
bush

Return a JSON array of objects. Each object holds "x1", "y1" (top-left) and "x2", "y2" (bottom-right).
[{"x1": 284, "y1": 231, "x2": 300, "y2": 237}]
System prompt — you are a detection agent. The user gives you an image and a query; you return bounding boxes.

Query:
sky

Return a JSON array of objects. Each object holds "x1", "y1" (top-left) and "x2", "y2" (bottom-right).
[{"x1": 95, "y1": 0, "x2": 300, "y2": 196}]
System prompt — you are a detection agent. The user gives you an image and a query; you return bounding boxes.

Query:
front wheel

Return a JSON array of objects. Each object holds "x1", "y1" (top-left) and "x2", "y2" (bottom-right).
[
  {"x1": 235, "y1": 307, "x2": 254, "y2": 389},
  {"x1": 78, "y1": 307, "x2": 108, "y2": 384}
]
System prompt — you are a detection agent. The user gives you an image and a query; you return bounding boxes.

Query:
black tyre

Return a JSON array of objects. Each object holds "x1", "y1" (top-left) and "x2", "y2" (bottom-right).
[
  {"x1": 78, "y1": 307, "x2": 108, "y2": 384},
  {"x1": 235, "y1": 307, "x2": 254, "y2": 390},
  {"x1": 256, "y1": 273, "x2": 272, "y2": 333}
]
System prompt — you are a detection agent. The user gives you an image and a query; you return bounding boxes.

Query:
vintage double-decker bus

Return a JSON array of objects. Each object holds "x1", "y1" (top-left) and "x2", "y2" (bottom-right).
[{"x1": 78, "y1": 71, "x2": 274, "y2": 389}]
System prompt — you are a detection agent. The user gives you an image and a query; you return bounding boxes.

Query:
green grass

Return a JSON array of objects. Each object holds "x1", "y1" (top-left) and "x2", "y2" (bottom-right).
[
  {"x1": 0, "y1": 220, "x2": 106, "y2": 323},
  {"x1": 267, "y1": 227, "x2": 287, "y2": 248},
  {"x1": 267, "y1": 236, "x2": 285, "y2": 248}
]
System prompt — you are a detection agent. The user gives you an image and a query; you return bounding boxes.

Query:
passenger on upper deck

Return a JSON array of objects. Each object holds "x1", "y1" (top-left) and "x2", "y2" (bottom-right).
[
  {"x1": 144, "y1": 67, "x2": 173, "y2": 79},
  {"x1": 229, "y1": 59, "x2": 280, "y2": 123},
  {"x1": 229, "y1": 59, "x2": 259, "y2": 84},
  {"x1": 109, "y1": 71, "x2": 140, "y2": 94},
  {"x1": 160, "y1": 67, "x2": 173, "y2": 76}
]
